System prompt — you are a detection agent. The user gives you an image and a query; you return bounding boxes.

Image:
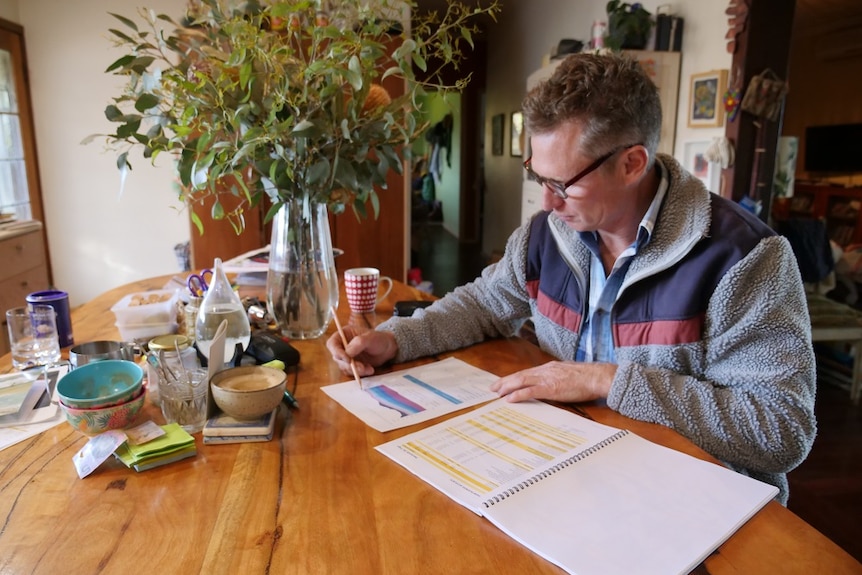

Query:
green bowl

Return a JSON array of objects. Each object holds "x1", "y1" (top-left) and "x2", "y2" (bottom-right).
[{"x1": 57, "y1": 360, "x2": 143, "y2": 409}]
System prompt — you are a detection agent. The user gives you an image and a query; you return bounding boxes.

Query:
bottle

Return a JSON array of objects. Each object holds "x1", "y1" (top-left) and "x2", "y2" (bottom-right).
[
  {"x1": 194, "y1": 257, "x2": 251, "y2": 363},
  {"x1": 591, "y1": 21, "x2": 607, "y2": 50},
  {"x1": 181, "y1": 295, "x2": 202, "y2": 341}
]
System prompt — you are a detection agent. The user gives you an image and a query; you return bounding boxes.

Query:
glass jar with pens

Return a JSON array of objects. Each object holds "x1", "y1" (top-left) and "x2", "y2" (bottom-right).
[
  {"x1": 180, "y1": 267, "x2": 212, "y2": 341},
  {"x1": 145, "y1": 334, "x2": 200, "y2": 405}
]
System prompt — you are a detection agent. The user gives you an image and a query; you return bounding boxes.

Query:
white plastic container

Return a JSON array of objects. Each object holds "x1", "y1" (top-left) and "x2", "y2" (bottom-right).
[
  {"x1": 111, "y1": 290, "x2": 179, "y2": 326},
  {"x1": 115, "y1": 321, "x2": 177, "y2": 342}
]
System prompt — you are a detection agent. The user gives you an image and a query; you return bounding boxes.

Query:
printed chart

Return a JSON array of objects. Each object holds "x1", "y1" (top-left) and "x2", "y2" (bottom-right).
[{"x1": 321, "y1": 358, "x2": 499, "y2": 432}]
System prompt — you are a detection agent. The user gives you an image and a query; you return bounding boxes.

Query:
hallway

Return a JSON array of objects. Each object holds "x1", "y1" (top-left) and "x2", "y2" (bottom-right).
[{"x1": 411, "y1": 222, "x2": 489, "y2": 296}]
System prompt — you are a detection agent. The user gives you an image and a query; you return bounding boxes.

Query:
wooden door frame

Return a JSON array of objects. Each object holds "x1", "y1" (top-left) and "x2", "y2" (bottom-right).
[
  {"x1": 721, "y1": 0, "x2": 796, "y2": 223},
  {"x1": 0, "y1": 18, "x2": 52, "y2": 283}
]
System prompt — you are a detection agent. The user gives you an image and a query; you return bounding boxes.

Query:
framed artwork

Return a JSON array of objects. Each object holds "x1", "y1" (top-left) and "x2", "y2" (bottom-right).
[
  {"x1": 683, "y1": 140, "x2": 720, "y2": 194},
  {"x1": 491, "y1": 114, "x2": 504, "y2": 156},
  {"x1": 687, "y1": 70, "x2": 728, "y2": 128},
  {"x1": 510, "y1": 111, "x2": 524, "y2": 157}
]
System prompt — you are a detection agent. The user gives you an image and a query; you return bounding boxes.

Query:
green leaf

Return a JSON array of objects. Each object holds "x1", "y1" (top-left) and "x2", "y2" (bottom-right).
[
  {"x1": 346, "y1": 55, "x2": 363, "y2": 91},
  {"x1": 460, "y1": 27, "x2": 474, "y2": 47},
  {"x1": 369, "y1": 189, "x2": 380, "y2": 219},
  {"x1": 105, "y1": 54, "x2": 135, "y2": 73},
  {"x1": 292, "y1": 120, "x2": 320, "y2": 137},
  {"x1": 211, "y1": 200, "x2": 225, "y2": 220},
  {"x1": 264, "y1": 201, "x2": 282, "y2": 224},
  {"x1": 134, "y1": 93, "x2": 159, "y2": 112},
  {"x1": 190, "y1": 211, "x2": 204, "y2": 236},
  {"x1": 307, "y1": 158, "x2": 331, "y2": 185},
  {"x1": 116, "y1": 118, "x2": 142, "y2": 139},
  {"x1": 239, "y1": 61, "x2": 252, "y2": 88},
  {"x1": 104, "y1": 105, "x2": 123, "y2": 121},
  {"x1": 129, "y1": 56, "x2": 156, "y2": 74},
  {"x1": 381, "y1": 66, "x2": 401, "y2": 81},
  {"x1": 109, "y1": 12, "x2": 139, "y2": 32},
  {"x1": 412, "y1": 52, "x2": 427, "y2": 72},
  {"x1": 196, "y1": 132, "x2": 213, "y2": 153}
]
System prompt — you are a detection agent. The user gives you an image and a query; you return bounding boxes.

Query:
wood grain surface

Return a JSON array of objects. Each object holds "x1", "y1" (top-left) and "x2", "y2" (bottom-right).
[{"x1": 0, "y1": 275, "x2": 859, "y2": 574}]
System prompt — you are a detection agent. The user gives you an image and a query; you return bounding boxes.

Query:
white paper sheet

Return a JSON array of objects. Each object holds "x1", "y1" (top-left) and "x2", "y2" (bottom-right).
[
  {"x1": 0, "y1": 365, "x2": 69, "y2": 451},
  {"x1": 321, "y1": 357, "x2": 499, "y2": 432}
]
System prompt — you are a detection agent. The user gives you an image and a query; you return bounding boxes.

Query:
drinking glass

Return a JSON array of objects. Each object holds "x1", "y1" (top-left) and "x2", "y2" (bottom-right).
[{"x1": 6, "y1": 305, "x2": 61, "y2": 370}]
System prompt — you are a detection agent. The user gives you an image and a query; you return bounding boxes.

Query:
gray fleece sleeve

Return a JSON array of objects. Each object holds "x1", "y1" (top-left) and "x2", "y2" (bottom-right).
[
  {"x1": 608, "y1": 236, "x2": 817, "y2": 485},
  {"x1": 377, "y1": 222, "x2": 534, "y2": 363}
]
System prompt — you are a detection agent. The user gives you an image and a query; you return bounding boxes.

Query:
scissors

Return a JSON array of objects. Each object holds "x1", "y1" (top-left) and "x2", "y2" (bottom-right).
[{"x1": 187, "y1": 269, "x2": 213, "y2": 297}]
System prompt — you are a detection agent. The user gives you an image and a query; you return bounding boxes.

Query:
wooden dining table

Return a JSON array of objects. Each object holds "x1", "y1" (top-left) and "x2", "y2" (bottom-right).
[{"x1": 1, "y1": 274, "x2": 860, "y2": 574}]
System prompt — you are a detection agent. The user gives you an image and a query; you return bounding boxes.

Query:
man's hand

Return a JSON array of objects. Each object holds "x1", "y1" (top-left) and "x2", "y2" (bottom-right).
[
  {"x1": 490, "y1": 361, "x2": 616, "y2": 403},
  {"x1": 325, "y1": 326, "x2": 398, "y2": 377}
]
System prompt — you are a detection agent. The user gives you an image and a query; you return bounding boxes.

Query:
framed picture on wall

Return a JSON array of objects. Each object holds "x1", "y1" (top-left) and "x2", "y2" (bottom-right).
[
  {"x1": 687, "y1": 70, "x2": 728, "y2": 128},
  {"x1": 510, "y1": 111, "x2": 524, "y2": 157},
  {"x1": 683, "y1": 140, "x2": 720, "y2": 194},
  {"x1": 491, "y1": 114, "x2": 504, "y2": 156}
]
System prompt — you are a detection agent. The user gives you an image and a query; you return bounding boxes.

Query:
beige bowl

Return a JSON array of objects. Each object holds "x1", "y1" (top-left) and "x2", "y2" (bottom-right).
[{"x1": 210, "y1": 365, "x2": 286, "y2": 420}]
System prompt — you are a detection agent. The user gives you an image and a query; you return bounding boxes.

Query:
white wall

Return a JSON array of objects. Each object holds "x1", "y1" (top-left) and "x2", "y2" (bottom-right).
[
  {"x1": 482, "y1": 0, "x2": 731, "y2": 256},
  {"x1": 0, "y1": 0, "x2": 18, "y2": 22},
  {"x1": 17, "y1": 0, "x2": 189, "y2": 307}
]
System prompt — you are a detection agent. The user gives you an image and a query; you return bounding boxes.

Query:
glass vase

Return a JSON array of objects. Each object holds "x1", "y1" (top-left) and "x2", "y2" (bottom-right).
[{"x1": 266, "y1": 196, "x2": 339, "y2": 339}]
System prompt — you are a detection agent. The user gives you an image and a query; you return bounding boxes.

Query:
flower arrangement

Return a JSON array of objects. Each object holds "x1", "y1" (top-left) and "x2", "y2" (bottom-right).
[
  {"x1": 605, "y1": 0, "x2": 654, "y2": 51},
  {"x1": 89, "y1": 0, "x2": 499, "y2": 234}
]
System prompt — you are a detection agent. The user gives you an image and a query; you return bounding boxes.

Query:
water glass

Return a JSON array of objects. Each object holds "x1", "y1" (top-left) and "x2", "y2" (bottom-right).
[
  {"x1": 6, "y1": 305, "x2": 61, "y2": 370},
  {"x1": 159, "y1": 367, "x2": 209, "y2": 434}
]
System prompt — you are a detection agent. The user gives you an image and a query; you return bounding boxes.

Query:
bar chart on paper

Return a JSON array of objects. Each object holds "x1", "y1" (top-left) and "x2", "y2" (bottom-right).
[
  {"x1": 397, "y1": 404, "x2": 592, "y2": 500},
  {"x1": 321, "y1": 358, "x2": 499, "y2": 431}
]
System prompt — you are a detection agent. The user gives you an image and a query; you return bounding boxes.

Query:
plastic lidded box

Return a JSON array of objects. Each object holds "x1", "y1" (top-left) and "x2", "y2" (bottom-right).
[
  {"x1": 115, "y1": 321, "x2": 178, "y2": 342},
  {"x1": 110, "y1": 289, "x2": 179, "y2": 326}
]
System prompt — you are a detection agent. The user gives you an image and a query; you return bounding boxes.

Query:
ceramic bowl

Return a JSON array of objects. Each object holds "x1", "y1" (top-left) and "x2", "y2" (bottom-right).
[
  {"x1": 210, "y1": 365, "x2": 286, "y2": 420},
  {"x1": 58, "y1": 359, "x2": 144, "y2": 409},
  {"x1": 59, "y1": 386, "x2": 146, "y2": 435}
]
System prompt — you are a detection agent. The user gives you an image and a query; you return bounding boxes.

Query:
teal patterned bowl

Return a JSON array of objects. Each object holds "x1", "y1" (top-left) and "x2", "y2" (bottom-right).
[
  {"x1": 59, "y1": 386, "x2": 146, "y2": 435},
  {"x1": 58, "y1": 360, "x2": 143, "y2": 409}
]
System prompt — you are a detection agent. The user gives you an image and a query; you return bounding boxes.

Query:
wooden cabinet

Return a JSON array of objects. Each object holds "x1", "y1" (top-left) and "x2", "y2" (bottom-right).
[
  {"x1": 188, "y1": 194, "x2": 270, "y2": 271},
  {"x1": 773, "y1": 183, "x2": 862, "y2": 247},
  {"x1": 0, "y1": 223, "x2": 50, "y2": 355}
]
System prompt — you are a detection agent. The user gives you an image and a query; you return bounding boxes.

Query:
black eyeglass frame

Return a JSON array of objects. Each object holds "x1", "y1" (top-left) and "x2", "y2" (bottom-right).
[{"x1": 523, "y1": 144, "x2": 642, "y2": 200}]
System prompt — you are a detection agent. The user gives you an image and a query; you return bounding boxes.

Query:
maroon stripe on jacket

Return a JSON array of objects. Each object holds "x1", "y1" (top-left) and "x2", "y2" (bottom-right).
[
  {"x1": 614, "y1": 315, "x2": 704, "y2": 347},
  {"x1": 535, "y1": 289, "x2": 582, "y2": 331}
]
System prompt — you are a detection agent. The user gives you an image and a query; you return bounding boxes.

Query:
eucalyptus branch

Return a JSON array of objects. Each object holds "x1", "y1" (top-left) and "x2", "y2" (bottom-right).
[{"x1": 88, "y1": 0, "x2": 501, "y2": 230}]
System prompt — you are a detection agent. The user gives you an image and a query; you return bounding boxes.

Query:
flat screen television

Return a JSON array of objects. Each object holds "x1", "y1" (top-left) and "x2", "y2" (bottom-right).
[{"x1": 804, "y1": 123, "x2": 862, "y2": 173}]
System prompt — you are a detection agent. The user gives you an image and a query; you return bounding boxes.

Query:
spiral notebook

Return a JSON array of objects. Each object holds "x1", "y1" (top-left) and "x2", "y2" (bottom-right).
[{"x1": 376, "y1": 399, "x2": 778, "y2": 575}]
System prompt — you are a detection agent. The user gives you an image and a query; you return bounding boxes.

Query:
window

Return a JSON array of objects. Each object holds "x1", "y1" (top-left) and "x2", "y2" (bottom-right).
[
  {"x1": 0, "y1": 20, "x2": 43, "y2": 225},
  {"x1": 0, "y1": 46, "x2": 29, "y2": 221}
]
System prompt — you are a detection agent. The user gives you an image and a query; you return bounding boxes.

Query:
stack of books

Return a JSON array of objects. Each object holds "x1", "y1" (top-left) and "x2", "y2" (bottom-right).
[
  {"x1": 202, "y1": 409, "x2": 278, "y2": 444},
  {"x1": 114, "y1": 423, "x2": 197, "y2": 471}
]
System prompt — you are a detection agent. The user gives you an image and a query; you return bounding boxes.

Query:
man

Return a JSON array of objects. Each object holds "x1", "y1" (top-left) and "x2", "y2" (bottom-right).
[{"x1": 327, "y1": 52, "x2": 816, "y2": 504}]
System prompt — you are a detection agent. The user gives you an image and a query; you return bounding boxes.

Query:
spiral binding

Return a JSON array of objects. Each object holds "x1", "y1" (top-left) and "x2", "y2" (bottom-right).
[{"x1": 482, "y1": 429, "x2": 630, "y2": 508}]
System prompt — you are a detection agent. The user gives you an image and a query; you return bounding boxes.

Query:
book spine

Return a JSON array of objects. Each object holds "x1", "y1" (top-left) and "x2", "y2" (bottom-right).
[{"x1": 482, "y1": 429, "x2": 630, "y2": 508}]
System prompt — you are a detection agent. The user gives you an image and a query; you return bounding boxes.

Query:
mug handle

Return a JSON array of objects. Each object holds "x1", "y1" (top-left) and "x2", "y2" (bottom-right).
[{"x1": 376, "y1": 276, "x2": 393, "y2": 304}]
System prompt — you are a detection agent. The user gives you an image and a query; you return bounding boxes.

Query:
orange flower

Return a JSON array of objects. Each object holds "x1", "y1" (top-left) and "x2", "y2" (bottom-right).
[{"x1": 362, "y1": 84, "x2": 391, "y2": 115}]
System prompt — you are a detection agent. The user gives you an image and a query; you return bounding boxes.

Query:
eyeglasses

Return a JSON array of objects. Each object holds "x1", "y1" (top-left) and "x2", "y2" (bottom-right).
[{"x1": 523, "y1": 144, "x2": 641, "y2": 200}]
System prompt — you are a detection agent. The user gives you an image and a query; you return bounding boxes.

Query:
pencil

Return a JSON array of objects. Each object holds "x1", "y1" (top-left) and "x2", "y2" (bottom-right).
[{"x1": 331, "y1": 305, "x2": 364, "y2": 390}]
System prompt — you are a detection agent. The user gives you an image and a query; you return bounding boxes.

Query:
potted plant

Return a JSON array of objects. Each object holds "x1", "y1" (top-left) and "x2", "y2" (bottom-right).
[
  {"x1": 89, "y1": 0, "x2": 499, "y2": 339},
  {"x1": 605, "y1": 0, "x2": 654, "y2": 50}
]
